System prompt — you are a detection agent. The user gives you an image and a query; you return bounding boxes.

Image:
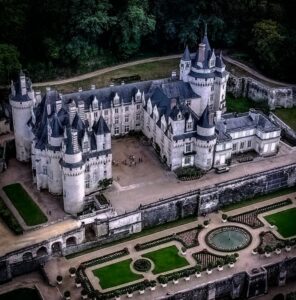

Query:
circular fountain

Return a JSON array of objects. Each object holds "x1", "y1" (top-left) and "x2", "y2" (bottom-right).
[{"x1": 205, "y1": 226, "x2": 252, "y2": 252}]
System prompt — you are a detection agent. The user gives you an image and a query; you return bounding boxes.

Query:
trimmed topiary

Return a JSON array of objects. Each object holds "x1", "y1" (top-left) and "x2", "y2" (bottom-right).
[{"x1": 133, "y1": 259, "x2": 151, "y2": 272}]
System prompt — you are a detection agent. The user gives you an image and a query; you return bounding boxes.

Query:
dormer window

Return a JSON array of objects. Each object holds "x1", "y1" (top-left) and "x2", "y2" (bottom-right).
[
  {"x1": 177, "y1": 112, "x2": 182, "y2": 120},
  {"x1": 187, "y1": 120, "x2": 193, "y2": 131},
  {"x1": 186, "y1": 100, "x2": 191, "y2": 106}
]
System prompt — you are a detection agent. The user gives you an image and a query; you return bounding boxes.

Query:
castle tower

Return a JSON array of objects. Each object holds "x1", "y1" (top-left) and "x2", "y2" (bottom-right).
[
  {"x1": 214, "y1": 51, "x2": 229, "y2": 113},
  {"x1": 195, "y1": 106, "x2": 216, "y2": 170},
  {"x1": 9, "y1": 71, "x2": 34, "y2": 161},
  {"x1": 179, "y1": 46, "x2": 191, "y2": 82},
  {"x1": 61, "y1": 128, "x2": 85, "y2": 215},
  {"x1": 47, "y1": 113, "x2": 64, "y2": 195}
]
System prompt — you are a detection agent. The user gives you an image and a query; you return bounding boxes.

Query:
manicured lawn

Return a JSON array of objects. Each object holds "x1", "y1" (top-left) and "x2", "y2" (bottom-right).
[
  {"x1": 142, "y1": 245, "x2": 189, "y2": 274},
  {"x1": 222, "y1": 186, "x2": 296, "y2": 212},
  {"x1": 275, "y1": 107, "x2": 296, "y2": 131},
  {"x1": 92, "y1": 259, "x2": 143, "y2": 289},
  {"x1": 0, "y1": 288, "x2": 41, "y2": 300},
  {"x1": 264, "y1": 207, "x2": 296, "y2": 238},
  {"x1": 3, "y1": 183, "x2": 47, "y2": 226}
]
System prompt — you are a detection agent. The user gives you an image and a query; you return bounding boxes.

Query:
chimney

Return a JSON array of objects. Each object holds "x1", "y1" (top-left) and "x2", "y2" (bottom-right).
[
  {"x1": 215, "y1": 110, "x2": 222, "y2": 122},
  {"x1": 20, "y1": 73, "x2": 27, "y2": 96},
  {"x1": 91, "y1": 84, "x2": 96, "y2": 90},
  {"x1": 46, "y1": 87, "x2": 51, "y2": 92},
  {"x1": 171, "y1": 71, "x2": 177, "y2": 80},
  {"x1": 78, "y1": 87, "x2": 82, "y2": 92},
  {"x1": 121, "y1": 81, "x2": 125, "y2": 85}
]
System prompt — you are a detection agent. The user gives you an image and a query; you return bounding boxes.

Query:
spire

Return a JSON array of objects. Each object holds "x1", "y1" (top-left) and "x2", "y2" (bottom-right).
[
  {"x1": 197, "y1": 105, "x2": 213, "y2": 128},
  {"x1": 181, "y1": 45, "x2": 191, "y2": 61},
  {"x1": 204, "y1": 22, "x2": 207, "y2": 36}
]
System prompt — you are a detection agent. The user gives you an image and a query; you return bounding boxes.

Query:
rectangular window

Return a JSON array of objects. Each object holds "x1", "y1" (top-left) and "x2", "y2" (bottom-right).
[
  {"x1": 233, "y1": 143, "x2": 237, "y2": 151},
  {"x1": 186, "y1": 99, "x2": 191, "y2": 106},
  {"x1": 115, "y1": 116, "x2": 119, "y2": 124},
  {"x1": 115, "y1": 108, "x2": 119, "y2": 114},
  {"x1": 184, "y1": 156, "x2": 191, "y2": 165},
  {"x1": 187, "y1": 121, "x2": 193, "y2": 131},
  {"x1": 125, "y1": 106, "x2": 129, "y2": 112},
  {"x1": 103, "y1": 143, "x2": 105, "y2": 150},
  {"x1": 125, "y1": 115, "x2": 129, "y2": 123},
  {"x1": 136, "y1": 104, "x2": 141, "y2": 110},
  {"x1": 185, "y1": 143, "x2": 192, "y2": 153},
  {"x1": 136, "y1": 113, "x2": 140, "y2": 120},
  {"x1": 240, "y1": 142, "x2": 244, "y2": 149},
  {"x1": 114, "y1": 127, "x2": 119, "y2": 135},
  {"x1": 247, "y1": 140, "x2": 252, "y2": 148},
  {"x1": 125, "y1": 125, "x2": 129, "y2": 133}
]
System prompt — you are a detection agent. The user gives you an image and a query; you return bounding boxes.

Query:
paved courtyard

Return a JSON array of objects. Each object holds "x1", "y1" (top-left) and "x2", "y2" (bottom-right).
[{"x1": 107, "y1": 138, "x2": 296, "y2": 214}]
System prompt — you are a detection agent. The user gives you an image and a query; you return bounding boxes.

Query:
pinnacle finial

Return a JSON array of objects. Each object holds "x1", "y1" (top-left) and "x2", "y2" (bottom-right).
[{"x1": 204, "y1": 22, "x2": 207, "y2": 36}]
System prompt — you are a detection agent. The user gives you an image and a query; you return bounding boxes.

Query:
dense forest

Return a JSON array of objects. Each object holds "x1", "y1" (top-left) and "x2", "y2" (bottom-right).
[{"x1": 0, "y1": 0, "x2": 295, "y2": 84}]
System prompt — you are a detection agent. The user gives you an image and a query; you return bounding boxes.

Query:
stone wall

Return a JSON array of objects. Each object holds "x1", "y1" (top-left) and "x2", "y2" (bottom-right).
[
  {"x1": 0, "y1": 163, "x2": 296, "y2": 283},
  {"x1": 164, "y1": 257, "x2": 296, "y2": 300},
  {"x1": 227, "y1": 74, "x2": 295, "y2": 109}
]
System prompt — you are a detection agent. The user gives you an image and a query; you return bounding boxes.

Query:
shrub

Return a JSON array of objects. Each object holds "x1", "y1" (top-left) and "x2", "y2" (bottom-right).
[
  {"x1": 257, "y1": 246, "x2": 264, "y2": 255},
  {"x1": 264, "y1": 245, "x2": 272, "y2": 253},
  {"x1": 197, "y1": 224, "x2": 204, "y2": 230},
  {"x1": 69, "y1": 267, "x2": 76, "y2": 274},
  {"x1": 133, "y1": 259, "x2": 151, "y2": 272},
  {"x1": 159, "y1": 275, "x2": 168, "y2": 284},
  {"x1": 195, "y1": 265, "x2": 202, "y2": 273},
  {"x1": 207, "y1": 261, "x2": 214, "y2": 270},
  {"x1": 150, "y1": 280, "x2": 157, "y2": 287},
  {"x1": 216, "y1": 259, "x2": 224, "y2": 267},
  {"x1": 57, "y1": 275, "x2": 63, "y2": 282},
  {"x1": 203, "y1": 220, "x2": 209, "y2": 226},
  {"x1": 222, "y1": 214, "x2": 228, "y2": 220},
  {"x1": 81, "y1": 290, "x2": 88, "y2": 296},
  {"x1": 139, "y1": 283, "x2": 145, "y2": 291},
  {"x1": 64, "y1": 291, "x2": 71, "y2": 297}
]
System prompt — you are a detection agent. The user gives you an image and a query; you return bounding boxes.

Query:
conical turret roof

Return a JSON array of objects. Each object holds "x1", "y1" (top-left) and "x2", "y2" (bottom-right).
[{"x1": 182, "y1": 45, "x2": 191, "y2": 61}]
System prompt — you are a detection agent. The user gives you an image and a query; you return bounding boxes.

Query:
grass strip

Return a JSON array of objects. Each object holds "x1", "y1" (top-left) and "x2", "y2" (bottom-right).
[{"x1": 3, "y1": 183, "x2": 47, "y2": 226}]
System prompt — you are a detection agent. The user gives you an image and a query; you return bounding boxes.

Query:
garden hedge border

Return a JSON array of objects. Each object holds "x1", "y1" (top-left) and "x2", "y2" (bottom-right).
[
  {"x1": 135, "y1": 226, "x2": 203, "y2": 251},
  {"x1": 228, "y1": 199, "x2": 292, "y2": 228}
]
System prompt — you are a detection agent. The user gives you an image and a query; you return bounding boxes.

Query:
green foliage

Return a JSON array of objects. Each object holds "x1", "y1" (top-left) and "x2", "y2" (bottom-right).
[
  {"x1": 251, "y1": 20, "x2": 284, "y2": 73},
  {"x1": 0, "y1": 0, "x2": 295, "y2": 83},
  {"x1": 3, "y1": 183, "x2": 47, "y2": 226},
  {"x1": 0, "y1": 198, "x2": 23, "y2": 234},
  {"x1": 0, "y1": 44, "x2": 21, "y2": 83}
]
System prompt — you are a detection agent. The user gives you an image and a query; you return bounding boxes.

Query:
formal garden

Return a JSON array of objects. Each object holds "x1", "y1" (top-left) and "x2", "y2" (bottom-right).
[{"x1": 2, "y1": 183, "x2": 47, "y2": 226}]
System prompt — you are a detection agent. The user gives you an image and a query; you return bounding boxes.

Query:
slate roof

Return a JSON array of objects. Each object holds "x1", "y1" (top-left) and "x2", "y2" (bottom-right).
[
  {"x1": 182, "y1": 46, "x2": 191, "y2": 61},
  {"x1": 11, "y1": 72, "x2": 33, "y2": 102},
  {"x1": 197, "y1": 106, "x2": 213, "y2": 129},
  {"x1": 215, "y1": 111, "x2": 280, "y2": 142},
  {"x1": 93, "y1": 115, "x2": 110, "y2": 135}
]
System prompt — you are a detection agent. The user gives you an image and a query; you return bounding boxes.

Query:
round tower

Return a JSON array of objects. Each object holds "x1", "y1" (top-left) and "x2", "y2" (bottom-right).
[
  {"x1": 61, "y1": 129, "x2": 85, "y2": 215},
  {"x1": 47, "y1": 114, "x2": 64, "y2": 195},
  {"x1": 195, "y1": 106, "x2": 216, "y2": 170},
  {"x1": 9, "y1": 71, "x2": 34, "y2": 161}
]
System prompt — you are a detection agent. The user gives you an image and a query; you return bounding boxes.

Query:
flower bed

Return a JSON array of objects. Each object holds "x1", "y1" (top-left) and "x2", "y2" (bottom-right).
[
  {"x1": 135, "y1": 227, "x2": 202, "y2": 251},
  {"x1": 228, "y1": 199, "x2": 292, "y2": 228},
  {"x1": 256, "y1": 231, "x2": 296, "y2": 253},
  {"x1": 175, "y1": 166, "x2": 206, "y2": 181},
  {"x1": 133, "y1": 259, "x2": 152, "y2": 272}
]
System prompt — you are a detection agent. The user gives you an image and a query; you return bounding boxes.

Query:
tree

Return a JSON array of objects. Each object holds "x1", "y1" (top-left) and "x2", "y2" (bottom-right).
[
  {"x1": 0, "y1": 44, "x2": 21, "y2": 83},
  {"x1": 251, "y1": 20, "x2": 285, "y2": 74},
  {"x1": 112, "y1": 0, "x2": 156, "y2": 58}
]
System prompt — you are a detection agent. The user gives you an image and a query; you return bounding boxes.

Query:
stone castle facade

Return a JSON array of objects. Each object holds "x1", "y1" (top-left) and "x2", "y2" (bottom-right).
[{"x1": 9, "y1": 30, "x2": 281, "y2": 215}]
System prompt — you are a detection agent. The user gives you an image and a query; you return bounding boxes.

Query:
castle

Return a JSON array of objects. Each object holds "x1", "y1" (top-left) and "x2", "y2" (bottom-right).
[{"x1": 9, "y1": 30, "x2": 281, "y2": 215}]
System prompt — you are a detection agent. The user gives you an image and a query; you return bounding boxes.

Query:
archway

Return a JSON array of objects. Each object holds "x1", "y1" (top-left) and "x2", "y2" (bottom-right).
[
  {"x1": 23, "y1": 252, "x2": 33, "y2": 261},
  {"x1": 36, "y1": 246, "x2": 48, "y2": 257},
  {"x1": 51, "y1": 241, "x2": 62, "y2": 254},
  {"x1": 66, "y1": 236, "x2": 77, "y2": 247},
  {"x1": 84, "y1": 224, "x2": 96, "y2": 241}
]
